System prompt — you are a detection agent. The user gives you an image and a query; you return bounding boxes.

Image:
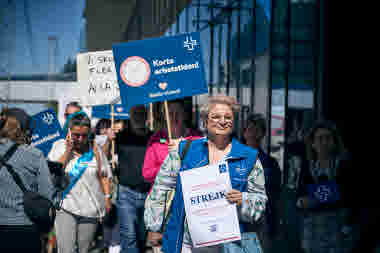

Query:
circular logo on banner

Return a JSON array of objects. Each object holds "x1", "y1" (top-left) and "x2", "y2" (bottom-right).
[{"x1": 120, "y1": 56, "x2": 151, "y2": 87}]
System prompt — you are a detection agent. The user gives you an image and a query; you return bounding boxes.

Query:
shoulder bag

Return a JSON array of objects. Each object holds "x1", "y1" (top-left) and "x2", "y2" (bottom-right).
[{"x1": 0, "y1": 143, "x2": 56, "y2": 233}]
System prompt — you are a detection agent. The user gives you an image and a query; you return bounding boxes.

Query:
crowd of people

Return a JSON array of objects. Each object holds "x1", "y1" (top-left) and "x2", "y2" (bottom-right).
[{"x1": 0, "y1": 94, "x2": 370, "y2": 253}]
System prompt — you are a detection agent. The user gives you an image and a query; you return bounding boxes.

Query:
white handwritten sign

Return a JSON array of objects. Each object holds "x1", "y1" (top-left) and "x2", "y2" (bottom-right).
[{"x1": 77, "y1": 50, "x2": 121, "y2": 106}]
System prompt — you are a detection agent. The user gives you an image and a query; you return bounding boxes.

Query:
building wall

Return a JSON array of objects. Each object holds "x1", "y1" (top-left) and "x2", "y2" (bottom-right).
[{"x1": 85, "y1": 0, "x2": 191, "y2": 51}]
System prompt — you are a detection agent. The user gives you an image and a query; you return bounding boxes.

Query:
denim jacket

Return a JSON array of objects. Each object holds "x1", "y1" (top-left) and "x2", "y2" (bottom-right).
[{"x1": 161, "y1": 137, "x2": 267, "y2": 253}]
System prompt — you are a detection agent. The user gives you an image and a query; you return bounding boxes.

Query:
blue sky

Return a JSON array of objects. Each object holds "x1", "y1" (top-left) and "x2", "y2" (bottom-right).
[{"x1": 0, "y1": 0, "x2": 85, "y2": 75}]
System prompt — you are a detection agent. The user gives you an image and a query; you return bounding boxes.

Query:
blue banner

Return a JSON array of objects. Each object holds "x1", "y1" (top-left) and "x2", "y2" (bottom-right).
[
  {"x1": 30, "y1": 109, "x2": 64, "y2": 157},
  {"x1": 92, "y1": 104, "x2": 130, "y2": 120},
  {"x1": 308, "y1": 181, "x2": 341, "y2": 204},
  {"x1": 112, "y1": 32, "x2": 208, "y2": 108}
]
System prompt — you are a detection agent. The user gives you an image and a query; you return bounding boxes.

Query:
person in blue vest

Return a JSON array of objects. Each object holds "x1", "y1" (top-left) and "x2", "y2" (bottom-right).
[
  {"x1": 160, "y1": 95, "x2": 268, "y2": 253},
  {"x1": 241, "y1": 113, "x2": 282, "y2": 252}
]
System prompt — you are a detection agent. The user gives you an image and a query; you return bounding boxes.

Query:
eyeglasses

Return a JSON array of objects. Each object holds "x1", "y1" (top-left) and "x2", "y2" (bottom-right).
[
  {"x1": 71, "y1": 133, "x2": 89, "y2": 139},
  {"x1": 208, "y1": 114, "x2": 234, "y2": 123}
]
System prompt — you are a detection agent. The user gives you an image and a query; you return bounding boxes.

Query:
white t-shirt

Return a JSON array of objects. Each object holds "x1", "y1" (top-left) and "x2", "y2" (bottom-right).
[{"x1": 48, "y1": 139, "x2": 112, "y2": 218}]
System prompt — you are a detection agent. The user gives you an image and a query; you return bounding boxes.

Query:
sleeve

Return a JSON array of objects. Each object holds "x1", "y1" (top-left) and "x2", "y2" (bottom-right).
[
  {"x1": 144, "y1": 150, "x2": 181, "y2": 232},
  {"x1": 142, "y1": 143, "x2": 161, "y2": 184},
  {"x1": 95, "y1": 135, "x2": 107, "y2": 146},
  {"x1": 47, "y1": 139, "x2": 65, "y2": 162},
  {"x1": 239, "y1": 158, "x2": 268, "y2": 223},
  {"x1": 98, "y1": 145, "x2": 112, "y2": 178},
  {"x1": 37, "y1": 152, "x2": 58, "y2": 202}
]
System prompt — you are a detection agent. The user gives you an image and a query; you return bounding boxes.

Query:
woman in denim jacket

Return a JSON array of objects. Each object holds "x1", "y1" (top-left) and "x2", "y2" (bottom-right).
[{"x1": 147, "y1": 95, "x2": 267, "y2": 253}]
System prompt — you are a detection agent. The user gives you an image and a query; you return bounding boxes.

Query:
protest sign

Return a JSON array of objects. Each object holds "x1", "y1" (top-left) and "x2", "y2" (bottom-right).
[
  {"x1": 180, "y1": 162, "x2": 241, "y2": 248},
  {"x1": 92, "y1": 104, "x2": 130, "y2": 120},
  {"x1": 112, "y1": 32, "x2": 208, "y2": 109},
  {"x1": 30, "y1": 109, "x2": 64, "y2": 157},
  {"x1": 77, "y1": 50, "x2": 121, "y2": 106}
]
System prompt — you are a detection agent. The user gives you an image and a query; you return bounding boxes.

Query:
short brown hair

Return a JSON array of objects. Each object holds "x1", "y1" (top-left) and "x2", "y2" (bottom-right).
[{"x1": 0, "y1": 108, "x2": 31, "y2": 144}]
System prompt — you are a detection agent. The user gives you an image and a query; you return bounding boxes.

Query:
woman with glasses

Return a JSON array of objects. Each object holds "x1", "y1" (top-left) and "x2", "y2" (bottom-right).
[
  {"x1": 149, "y1": 95, "x2": 267, "y2": 253},
  {"x1": 48, "y1": 113, "x2": 112, "y2": 253}
]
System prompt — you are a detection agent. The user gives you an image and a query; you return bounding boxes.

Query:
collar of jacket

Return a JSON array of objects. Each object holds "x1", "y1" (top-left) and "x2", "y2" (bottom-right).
[{"x1": 199, "y1": 136, "x2": 256, "y2": 160}]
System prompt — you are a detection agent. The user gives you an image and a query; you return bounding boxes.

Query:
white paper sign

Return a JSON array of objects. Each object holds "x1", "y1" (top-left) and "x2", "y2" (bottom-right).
[
  {"x1": 180, "y1": 162, "x2": 241, "y2": 248},
  {"x1": 77, "y1": 50, "x2": 121, "y2": 106}
]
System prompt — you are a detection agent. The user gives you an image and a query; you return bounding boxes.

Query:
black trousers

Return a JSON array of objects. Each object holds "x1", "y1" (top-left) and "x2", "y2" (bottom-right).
[
  {"x1": 350, "y1": 207, "x2": 380, "y2": 253},
  {"x1": 0, "y1": 225, "x2": 41, "y2": 253}
]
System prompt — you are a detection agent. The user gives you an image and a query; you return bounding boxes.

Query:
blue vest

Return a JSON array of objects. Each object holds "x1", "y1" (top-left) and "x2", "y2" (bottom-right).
[{"x1": 162, "y1": 137, "x2": 258, "y2": 253}]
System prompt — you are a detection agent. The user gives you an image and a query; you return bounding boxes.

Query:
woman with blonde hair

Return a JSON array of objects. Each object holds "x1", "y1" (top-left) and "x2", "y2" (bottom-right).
[{"x1": 147, "y1": 95, "x2": 267, "y2": 253}]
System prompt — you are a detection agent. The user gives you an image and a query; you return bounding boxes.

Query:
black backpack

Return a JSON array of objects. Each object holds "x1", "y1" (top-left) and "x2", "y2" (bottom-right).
[{"x1": 0, "y1": 143, "x2": 56, "y2": 233}]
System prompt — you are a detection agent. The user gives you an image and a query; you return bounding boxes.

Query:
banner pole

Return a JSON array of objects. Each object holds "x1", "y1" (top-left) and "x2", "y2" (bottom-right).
[
  {"x1": 149, "y1": 103, "x2": 154, "y2": 131},
  {"x1": 111, "y1": 104, "x2": 116, "y2": 169},
  {"x1": 164, "y1": 101, "x2": 172, "y2": 141}
]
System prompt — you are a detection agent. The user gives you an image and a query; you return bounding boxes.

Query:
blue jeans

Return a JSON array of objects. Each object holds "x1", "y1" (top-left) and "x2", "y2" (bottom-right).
[
  {"x1": 117, "y1": 184, "x2": 148, "y2": 253},
  {"x1": 222, "y1": 232, "x2": 263, "y2": 253}
]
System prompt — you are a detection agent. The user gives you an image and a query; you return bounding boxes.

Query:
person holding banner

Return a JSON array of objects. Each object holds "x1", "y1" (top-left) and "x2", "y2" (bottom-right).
[
  {"x1": 154, "y1": 95, "x2": 267, "y2": 253},
  {"x1": 0, "y1": 108, "x2": 56, "y2": 253},
  {"x1": 142, "y1": 99, "x2": 202, "y2": 187},
  {"x1": 295, "y1": 120, "x2": 353, "y2": 253},
  {"x1": 48, "y1": 113, "x2": 112, "y2": 253}
]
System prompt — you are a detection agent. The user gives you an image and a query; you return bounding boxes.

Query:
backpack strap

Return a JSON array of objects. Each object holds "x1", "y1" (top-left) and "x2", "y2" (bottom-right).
[{"x1": 0, "y1": 143, "x2": 27, "y2": 192}]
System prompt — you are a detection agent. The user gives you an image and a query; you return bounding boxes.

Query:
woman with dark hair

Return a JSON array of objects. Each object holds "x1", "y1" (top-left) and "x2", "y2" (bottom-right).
[
  {"x1": 48, "y1": 113, "x2": 112, "y2": 253},
  {"x1": 295, "y1": 120, "x2": 353, "y2": 253},
  {"x1": 241, "y1": 113, "x2": 282, "y2": 252},
  {"x1": 0, "y1": 108, "x2": 56, "y2": 252}
]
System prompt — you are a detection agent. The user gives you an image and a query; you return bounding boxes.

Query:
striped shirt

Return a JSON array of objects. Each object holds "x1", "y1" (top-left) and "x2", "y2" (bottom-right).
[{"x1": 0, "y1": 139, "x2": 56, "y2": 226}]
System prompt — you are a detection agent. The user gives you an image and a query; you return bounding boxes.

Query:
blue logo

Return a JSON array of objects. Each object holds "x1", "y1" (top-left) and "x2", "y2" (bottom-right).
[
  {"x1": 209, "y1": 224, "x2": 217, "y2": 232},
  {"x1": 219, "y1": 164, "x2": 227, "y2": 173},
  {"x1": 183, "y1": 36, "x2": 198, "y2": 51}
]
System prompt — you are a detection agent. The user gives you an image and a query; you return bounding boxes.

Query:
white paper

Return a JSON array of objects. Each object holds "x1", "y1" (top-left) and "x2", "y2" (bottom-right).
[
  {"x1": 77, "y1": 50, "x2": 121, "y2": 106},
  {"x1": 180, "y1": 162, "x2": 241, "y2": 248}
]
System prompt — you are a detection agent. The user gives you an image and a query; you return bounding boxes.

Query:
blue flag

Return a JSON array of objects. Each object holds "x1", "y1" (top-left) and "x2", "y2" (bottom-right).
[
  {"x1": 112, "y1": 32, "x2": 208, "y2": 108},
  {"x1": 30, "y1": 109, "x2": 64, "y2": 157}
]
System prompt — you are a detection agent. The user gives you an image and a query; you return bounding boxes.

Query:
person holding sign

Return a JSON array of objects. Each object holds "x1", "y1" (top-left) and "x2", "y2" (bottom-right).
[
  {"x1": 48, "y1": 113, "x2": 112, "y2": 253},
  {"x1": 295, "y1": 120, "x2": 353, "y2": 253},
  {"x1": 154, "y1": 95, "x2": 267, "y2": 253},
  {"x1": 142, "y1": 99, "x2": 202, "y2": 187}
]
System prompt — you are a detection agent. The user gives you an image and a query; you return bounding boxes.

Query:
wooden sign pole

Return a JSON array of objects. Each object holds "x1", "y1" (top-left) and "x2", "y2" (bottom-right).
[
  {"x1": 164, "y1": 101, "x2": 172, "y2": 141},
  {"x1": 111, "y1": 104, "x2": 116, "y2": 169},
  {"x1": 149, "y1": 103, "x2": 154, "y2": 131}
]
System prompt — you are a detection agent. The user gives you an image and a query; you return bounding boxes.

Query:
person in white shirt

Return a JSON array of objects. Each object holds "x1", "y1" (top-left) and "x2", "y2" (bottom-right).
[{"x1": 48, "y1": 113, "x2": 112, "y2": 253}]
